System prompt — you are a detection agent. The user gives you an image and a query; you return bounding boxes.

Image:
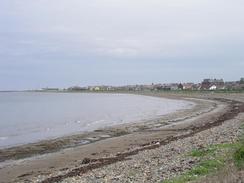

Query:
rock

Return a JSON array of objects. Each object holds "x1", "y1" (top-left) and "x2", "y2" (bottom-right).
[{"x1": 82, "y1": 158, "x2": 91, "y2": 164}]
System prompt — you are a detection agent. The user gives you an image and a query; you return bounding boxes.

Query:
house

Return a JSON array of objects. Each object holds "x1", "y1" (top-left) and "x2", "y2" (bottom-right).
[
  {"x1": 169, "y1": 83, "x2": 179, "y2": 90},
  {"x1": 88, "y1": 86, "x2": 101, "y2": 91},
  {"x1": 94, "y1": 87, "x2": 100, "y2": 91},
  {"x1": 209, "y1": 85, "x2": 217, "y2": 90},
  {"x1": 182, "y1": 83, "x2": 194, "y2": 90},
  {"x1": 177, "y1": 83, "x2": 194, "y2": 90},
  {"x1": 106, "y1": 86, "x2": 115, "y2": 91},
  {"x1": 153, "y1": 84, "x2": 163, "y2": 91},
  {"x1": 201, "y1": 79, "x2": 225, "y2": 90},
  {"x1": 192, "y1": 83, "x2": 201, "y2": 90}
]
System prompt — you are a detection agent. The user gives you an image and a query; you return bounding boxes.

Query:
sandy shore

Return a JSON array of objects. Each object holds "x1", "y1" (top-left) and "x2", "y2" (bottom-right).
[{"x1": 0, "y1": 92, "x2": 244, "y2": 183}]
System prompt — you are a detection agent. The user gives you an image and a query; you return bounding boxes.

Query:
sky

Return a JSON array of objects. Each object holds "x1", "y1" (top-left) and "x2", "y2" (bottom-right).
[{"x1": 0, "y1": 0, "x2": 244, "y2": 90}]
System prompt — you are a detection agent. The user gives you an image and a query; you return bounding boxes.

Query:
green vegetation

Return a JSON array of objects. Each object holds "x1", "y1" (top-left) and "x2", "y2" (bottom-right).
[
  {"x1": 163, "y1": 159, "x2": 225, "y2": 183},
  {"x1": 240, "y1": 78, "x2": 244, "y2": 84},
  {"x1": 162, "y1": 145, "x2": 229, "y2": 183},
  {"x1": 233, "y1": 145, "x2": 244, "y2": 169},
  {"x1": 162, "y1": 127, "x2": 244, "y2": 183},
  {"x1": 233, "y1": 126, "x2": 244, "y2": 169},
  {"x1": 190, "y1": 147, "x2": 216, "y2": 157}
]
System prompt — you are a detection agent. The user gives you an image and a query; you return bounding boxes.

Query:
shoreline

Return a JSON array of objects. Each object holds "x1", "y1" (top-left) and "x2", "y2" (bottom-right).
[
  {"x1": 0, "y1": 92, "x2": 193, "y2": 150},
  {"x1": 0, "y1": 93, "x2": 243, "y2": 182},
  {"x1": 0, "y1": 94, "x2": 198, "y2": 162}
]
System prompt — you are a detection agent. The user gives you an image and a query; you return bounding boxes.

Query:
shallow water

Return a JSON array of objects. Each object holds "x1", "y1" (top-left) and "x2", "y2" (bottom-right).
[{"x1": 0, "y1": 92, "x2": 194, "y2": 148}]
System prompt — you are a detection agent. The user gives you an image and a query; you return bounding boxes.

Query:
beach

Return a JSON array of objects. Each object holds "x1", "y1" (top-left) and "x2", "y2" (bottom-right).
[
  {"x1": 2, "y1": 0, "x2": 244, "y2": 182},
  {"x1": 0, "y1": 92, "x2": 244, "y2": 183}
]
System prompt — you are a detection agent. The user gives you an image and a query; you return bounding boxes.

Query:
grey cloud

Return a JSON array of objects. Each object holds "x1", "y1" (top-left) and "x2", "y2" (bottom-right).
[{"x1": 0, "y1": 0, "x2": 244, "y2": 89}]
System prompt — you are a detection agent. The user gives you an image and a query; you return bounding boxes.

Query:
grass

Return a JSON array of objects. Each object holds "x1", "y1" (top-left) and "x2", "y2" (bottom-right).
[
  {"x1": 190, "y1": 147, "x2": 216, "y2": 157},
  {"x1": 162, "y1": 140, "x2": 244, "y2": 183},
  {"x1": 162, "y1": 145, "x2": 227, "y2": 183},
  {"x1": 234, "y1": 145, "x2": 244, "y2": 169},
  {"x1": 233, "y1": 123, "x2": 244, "y2": 169}
]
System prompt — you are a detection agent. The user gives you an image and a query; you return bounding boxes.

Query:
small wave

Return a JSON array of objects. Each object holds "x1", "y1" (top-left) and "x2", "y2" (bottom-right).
[
  {"x1": 90, "y1": 119, "x2": 106, "y2": 124},
  {"x1": 86, "y1": 119, "x2": 106, "y2": 126}
]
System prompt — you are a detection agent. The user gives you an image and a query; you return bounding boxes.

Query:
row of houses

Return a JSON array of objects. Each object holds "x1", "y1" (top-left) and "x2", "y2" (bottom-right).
[
  {"x1": 155, "y1": 78, "x2": 244, "y2": 91},
  {"x1": 200, "y1": 78, "x2": 244, "y2": 90},
  {"x1": 62, "y1": 78, "x2": 244, "y2": 92}
]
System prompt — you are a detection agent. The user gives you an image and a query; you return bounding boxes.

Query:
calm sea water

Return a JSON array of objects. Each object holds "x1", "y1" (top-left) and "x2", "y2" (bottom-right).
[{"x1": 0, "y1": 92, "x2": 194, "y2": 148}]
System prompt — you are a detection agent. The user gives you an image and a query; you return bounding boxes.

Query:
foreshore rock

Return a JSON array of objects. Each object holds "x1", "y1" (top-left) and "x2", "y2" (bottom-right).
[{"x1": 57, "y1": 113, "x2": 244, "y2": 183}]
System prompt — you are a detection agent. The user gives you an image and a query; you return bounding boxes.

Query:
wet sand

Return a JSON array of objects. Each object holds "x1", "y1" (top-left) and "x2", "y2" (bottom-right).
[{"x1": 0, "y1": 92, "x2": 244, "y2": 183}]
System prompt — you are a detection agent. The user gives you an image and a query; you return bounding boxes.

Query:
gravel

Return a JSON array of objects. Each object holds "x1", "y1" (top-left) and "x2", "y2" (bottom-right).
[{"x1": 55, "y1": 113, "x2": 244, "y2": 183}]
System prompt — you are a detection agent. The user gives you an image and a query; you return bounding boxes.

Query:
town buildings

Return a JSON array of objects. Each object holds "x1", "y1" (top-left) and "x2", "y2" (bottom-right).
[
  {"x1": 200, "y1": 79, "x2": 225, "y2": 90},
  {"x1": 52, "y1": 77, "x2": 244, "y2": 92}
]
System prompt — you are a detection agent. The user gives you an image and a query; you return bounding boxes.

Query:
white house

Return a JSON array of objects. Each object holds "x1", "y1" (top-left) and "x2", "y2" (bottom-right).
[{"x1": 209, "y1": 85, "x2": 217, "y2": 90}]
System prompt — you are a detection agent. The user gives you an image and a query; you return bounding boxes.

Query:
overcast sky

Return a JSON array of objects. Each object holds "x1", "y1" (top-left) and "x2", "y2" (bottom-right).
[{"x1": 0, "y1": 0, "x2": 244, "y2": 90}]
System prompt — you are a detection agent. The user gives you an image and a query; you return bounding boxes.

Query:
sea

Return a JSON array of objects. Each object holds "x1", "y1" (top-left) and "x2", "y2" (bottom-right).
[{"x1": 0, "y1": 92, "x2": 194, "y2": 148}]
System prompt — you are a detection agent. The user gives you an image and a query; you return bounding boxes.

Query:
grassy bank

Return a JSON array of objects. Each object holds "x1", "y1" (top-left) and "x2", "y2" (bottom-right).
[{"x1": 162, "y1": 123, "x2": 244, "y2": 183}]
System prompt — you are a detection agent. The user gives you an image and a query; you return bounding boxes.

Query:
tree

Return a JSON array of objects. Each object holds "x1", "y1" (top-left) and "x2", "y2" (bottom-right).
[
  {"x1": 178, "y1": 83, "x2": 183, "y2": 90},
  {"x1": 240, "y1": 78, "x2": 244, "y2": 84}
]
